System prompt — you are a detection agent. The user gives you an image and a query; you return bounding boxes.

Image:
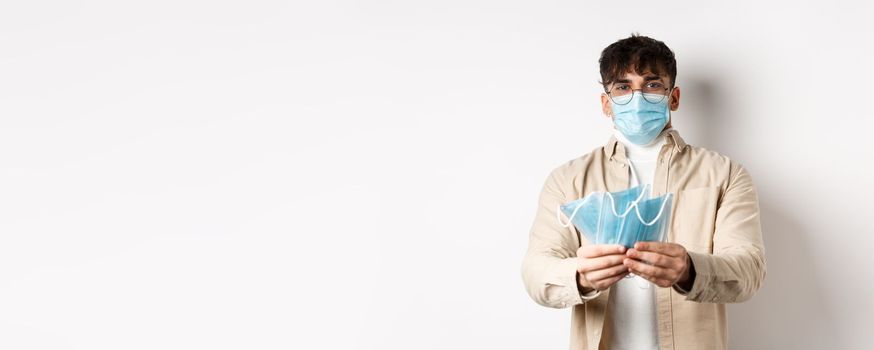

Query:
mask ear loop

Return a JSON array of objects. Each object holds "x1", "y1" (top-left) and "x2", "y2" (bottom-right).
[
  {"x1": 594, "y1": 193, "x2": 605, "y2": 245},
  {"x1": 619, "y1": 160, "x2": 650, "y2": 279},
  {"x1": 599, "y1": 183, "x2": 649, "y2": 223},
  {"x1": 627, "y1": 159, "x2": 640, "y2": 187},
  {"x1": 600, "y1": 186, "x2": 649, "y2": 248},
  {"x1": 625, "y1": 158, "x2": 674, "y2": 286},
  {"x1": 555, "y1": 194, "x2": 606, "y2": 246},
  {"x1": 556, "y1": 195, "x2": 596, "y2": 228},
  {"x1": 625, "y1": 158, "x2": 654, "y2": 280},
  {"x1": 631, "y1": 192, "x2": 675, "y2": 288},
  {"x1": 619, "y1": 160, "x2": 649, "y2": 245},
  {"x1": 556, "y1": 184, "x2": 652, "y2": 241},
  {"x1": 557, "y1": 187, "x2": 638, "y2": 228},
  {"x1": 632, "y1": 192, "x2": 674, "y2": 227}
]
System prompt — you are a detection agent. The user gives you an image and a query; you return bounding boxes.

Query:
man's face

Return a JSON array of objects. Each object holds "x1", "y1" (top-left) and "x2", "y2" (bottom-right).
[{"x1": 600, "y1": 71, "x2": 681, "y2": 127}]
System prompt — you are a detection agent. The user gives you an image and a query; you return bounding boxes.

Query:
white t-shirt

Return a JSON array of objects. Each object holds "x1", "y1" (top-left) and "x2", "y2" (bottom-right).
[{"x1": 604, "y1": 128, "x2": 672, "y2": 350}]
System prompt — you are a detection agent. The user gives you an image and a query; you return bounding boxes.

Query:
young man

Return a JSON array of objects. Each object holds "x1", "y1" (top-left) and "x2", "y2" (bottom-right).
[{"x1": 521, "y1": 34, "x2": 766, "y2": 350}]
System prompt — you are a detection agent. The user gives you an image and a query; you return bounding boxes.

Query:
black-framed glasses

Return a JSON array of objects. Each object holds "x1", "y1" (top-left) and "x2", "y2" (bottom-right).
[{"x1": 606, "y1": 83, "x2": 673, "y2": 105}]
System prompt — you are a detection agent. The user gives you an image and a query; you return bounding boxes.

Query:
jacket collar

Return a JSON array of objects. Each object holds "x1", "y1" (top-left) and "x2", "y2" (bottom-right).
[{"x1": 605, "y1": 128, "x2": 688, "y2": 162}]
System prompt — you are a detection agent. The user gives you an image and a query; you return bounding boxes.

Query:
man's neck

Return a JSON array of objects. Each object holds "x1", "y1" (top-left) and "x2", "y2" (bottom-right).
[{"x1": 614, "y1": 128, "x2": 672, "y2": 161}]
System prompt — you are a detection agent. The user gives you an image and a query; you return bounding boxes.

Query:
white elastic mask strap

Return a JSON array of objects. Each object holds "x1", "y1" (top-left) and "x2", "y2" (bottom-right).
[
  {"x1": 556, "y1": 184, "x2": 652, "y2": 227},
  {"x1": 557, "y1": 196, "x2": 592, "y2": 228},
  {"x1": 626, "y1": 159, "x2": 640, "y2": 186},
  {"x1": 605, "y1": 183, "x2": 650, "y2": 217},
  {"x1": 634, "y1": 193, "x2": 674, "y2": 226}
]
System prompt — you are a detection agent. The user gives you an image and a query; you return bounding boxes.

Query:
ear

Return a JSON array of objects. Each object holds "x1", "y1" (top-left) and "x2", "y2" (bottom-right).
[
  {"x1": 669, "y1": 86, "x2": 680, "y2": 111},
  {"x1": 601, "y1": 93, "x2": 613, "y2": 119}
]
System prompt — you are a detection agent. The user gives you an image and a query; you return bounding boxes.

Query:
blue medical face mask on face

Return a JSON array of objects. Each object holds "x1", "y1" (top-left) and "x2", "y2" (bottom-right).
[
  {"x1": 611, "y1": 92, "x2": 671, "y2": 145},
  {"x1": 557, "y1": 184, "x2": 674, "y2": 248}
]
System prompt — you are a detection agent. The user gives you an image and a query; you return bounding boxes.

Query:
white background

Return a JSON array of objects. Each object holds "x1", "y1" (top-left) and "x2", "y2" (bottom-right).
[{"x1": 1, "y1": 1, "x2": 872, "y2": 349}]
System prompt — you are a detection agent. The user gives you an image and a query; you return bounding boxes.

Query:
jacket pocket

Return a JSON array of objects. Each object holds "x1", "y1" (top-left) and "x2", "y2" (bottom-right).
[{"x1": 671, "y1": 186, "x2": 721, "y2": 253}]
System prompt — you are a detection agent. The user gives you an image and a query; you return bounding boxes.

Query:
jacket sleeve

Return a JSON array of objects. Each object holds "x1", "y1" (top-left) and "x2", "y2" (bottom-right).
[
  {"x1": 521, "y1": 169, "x2": 598, "y2": 309},
  {"x1": 677, "y1": 163, "x2": 767, "y2": 303}
]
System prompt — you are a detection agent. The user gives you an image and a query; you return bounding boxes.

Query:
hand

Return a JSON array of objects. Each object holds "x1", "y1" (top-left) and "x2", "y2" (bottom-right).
[
  {"x1": 576, "y1": 244, "x2": 630, "y2": 293},
  {"x1": 624, "y1": 242, "x2": 693, "y2": 288}
]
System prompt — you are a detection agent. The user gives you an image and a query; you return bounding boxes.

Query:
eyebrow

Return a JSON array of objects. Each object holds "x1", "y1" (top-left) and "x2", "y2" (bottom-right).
[{"x1": 615, "y1": 75, "x2": 664, "y2": 84}]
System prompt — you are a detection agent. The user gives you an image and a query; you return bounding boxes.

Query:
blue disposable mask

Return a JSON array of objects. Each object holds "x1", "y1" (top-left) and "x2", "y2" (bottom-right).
[
  {"x1": 557, "y1": 184, "x2": 674, "y2": 248},
  {"x1": 611, "y1": 92, "x2": 671, "y2": 145}
]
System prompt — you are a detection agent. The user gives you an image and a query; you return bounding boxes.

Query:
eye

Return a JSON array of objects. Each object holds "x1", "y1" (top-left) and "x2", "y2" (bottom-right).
[
  {"x1": 614, "y1": 84, "x2": 630, "y2": 91},
  {"x1": 646, "y1": 82, "x2": 664, "y2": 89}
]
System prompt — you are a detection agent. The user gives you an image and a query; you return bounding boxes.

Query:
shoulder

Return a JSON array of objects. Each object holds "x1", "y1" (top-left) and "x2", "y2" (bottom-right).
[
  {"x1": 682, "y1": 144, "x2": 753, "y2": 185},
  {"x1": 685, "y1": 145, "x2": 735, "y2": 167},
  {"x1": 544, "y1": 145, "x2": 608, "y2": 187}
]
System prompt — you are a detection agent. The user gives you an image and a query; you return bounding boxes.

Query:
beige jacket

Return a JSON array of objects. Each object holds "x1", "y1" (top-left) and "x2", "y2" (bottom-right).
[{"x1": 521, "y1": 129, "x2": 766, "y2": 350}]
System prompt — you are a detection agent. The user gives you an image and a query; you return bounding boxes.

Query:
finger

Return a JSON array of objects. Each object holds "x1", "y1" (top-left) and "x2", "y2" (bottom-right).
[
  {"x1": 632, "y1": 269, "x2": 673, "y2": 288},
  {"x1": 593, "y1": 272, "x2": 628, "y2": 290},
  {"x1": 634, "y1": 242, "x2": 684, "y2": 257},
  {"x1": 585, "y1": 263, "x2": 629, "y2": 282},
  {"x1": 580, "y1": 254, "x2": 627, "y2": 271},
  {"x1": 624, "y1": 258, "x2": 679, "y2": 282},
  {"x1": 624, "y1": 261, "x2": 672, "y2": 287},
  {"x1": 626, "y1": 249, "x2": 679, "y2": 269},
  {"x1": 579, "y1": 244, "x2": 626, "y2": 258},
  {"x1": 578, "y1": 270, "x2": 595, "y2": 290}
]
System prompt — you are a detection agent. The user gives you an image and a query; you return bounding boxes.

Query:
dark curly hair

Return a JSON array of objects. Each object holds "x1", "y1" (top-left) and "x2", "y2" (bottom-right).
[{"x1": 598, "y1": 33, "x2": 677, "y2": 92}]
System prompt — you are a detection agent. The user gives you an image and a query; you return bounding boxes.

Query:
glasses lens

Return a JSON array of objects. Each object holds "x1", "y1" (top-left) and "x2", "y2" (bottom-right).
[
  {"x1": 609, "y1": 87, "x2": 633, "y2": 105},
  {"x1": 641, "y1": 92, "x2": 667, "y2": 104}
]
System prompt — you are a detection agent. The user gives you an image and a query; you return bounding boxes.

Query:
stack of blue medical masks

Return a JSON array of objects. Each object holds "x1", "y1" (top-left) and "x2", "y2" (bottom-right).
[{"x1": 557, "y1": 184, "x2": 673, "y2": 248}]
